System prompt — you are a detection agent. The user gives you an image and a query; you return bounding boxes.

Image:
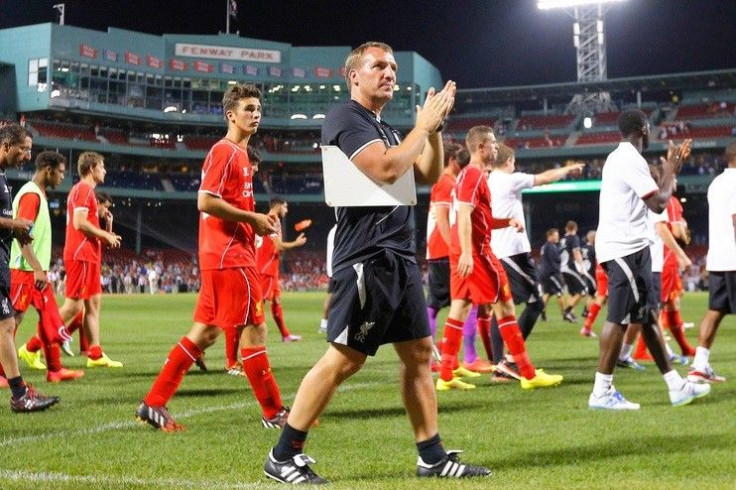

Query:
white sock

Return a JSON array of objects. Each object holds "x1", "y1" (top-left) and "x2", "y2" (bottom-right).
[
  {"x1": 663, "y1": 369, "x2": 685, "y2": 391},
  {"x1": 692, "y1": 346, "x2": 710, "y2": 371},
  {"x1": 619, "y1": 344, "x2": 633, "y2": 361},
  {"x1": 664, "y1": 342, "x2": 675, "y2": 357},
  {"x1": 319, "y1": 318, "x2": 328, "y2": 329},
  {"x1": 593, "y1": 372, "x2": 614, "y2": 397}
]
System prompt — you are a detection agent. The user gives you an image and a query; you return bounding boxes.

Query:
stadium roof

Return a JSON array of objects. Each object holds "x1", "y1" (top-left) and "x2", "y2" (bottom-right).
[{"x1": 456, "y1": 68, "x2": 736, "y2": 106}]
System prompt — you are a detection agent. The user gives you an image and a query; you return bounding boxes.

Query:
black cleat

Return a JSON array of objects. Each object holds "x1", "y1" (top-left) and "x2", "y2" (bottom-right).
[
  {"x1": 135, "y1": 401, "x2": 185, "y2": 432},
  {"x1": 416, "y1": 450, "x2": 492, "y2": 478},
  {"x1": 264, "y1": 449, "x2": 329, "y2": 484},
  {"x1": 10, "y1": 384, "x2": 59, "y2": 413},
  {"x1": 194, "y1": 353, "x2": 208, "y2": 372}
]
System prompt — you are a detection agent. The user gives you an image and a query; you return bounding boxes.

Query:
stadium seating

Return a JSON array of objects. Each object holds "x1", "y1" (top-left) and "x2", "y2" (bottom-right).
[
  {"x1": 516, "y1": 114, "x2": 576, "y2": 130},
  {"x1": 576, "y1": 131, "x2": 621, "y2": 145},
  {"x1": 675, "y1": 102, "x2": 735, "y2": 119},
  {"x1": 30, "y1": 120, "x2": 97, "y2": 141}
]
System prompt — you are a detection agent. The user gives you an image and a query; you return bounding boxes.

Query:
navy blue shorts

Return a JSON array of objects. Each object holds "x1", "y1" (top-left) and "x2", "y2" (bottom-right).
[
  {"x1": 708, "y1": 271, "x2": 736, "y2": 314},
  {"x1": 327, "y1": 250, "x2": 430, "y2": 356},
  {"x1": 0, "y1": 262, "x2": 14, "y2": 321},
  {"x1": 426, "y1": 258, "x2": 450, "y2": 309}
]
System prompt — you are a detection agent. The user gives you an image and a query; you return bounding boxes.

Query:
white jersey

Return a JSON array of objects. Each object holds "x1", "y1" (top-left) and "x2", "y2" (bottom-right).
[
  {"x1": 488, "y1": 170, "x2": 535, "y2": 258},
  {"x1": 326, "y1": 225, "x2": 337, "y2": 277},
  {"x1": 595, "y1": 142, "x2": 659, "y2": 263},
  {"x1": 649, "y1": 208, "x2": 668, "y2": 273},
  {"x1": 706, "y1": 168, "x2": 736, "y2": 271}
]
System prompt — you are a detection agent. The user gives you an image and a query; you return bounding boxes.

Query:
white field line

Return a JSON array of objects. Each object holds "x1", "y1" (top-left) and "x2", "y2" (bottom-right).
[
  {"x1": 0, "y1": 380, "x2": 382, "y2": 449},
  {"x1": 0, "y1": 469, "x2": 267, "y2": 489}
]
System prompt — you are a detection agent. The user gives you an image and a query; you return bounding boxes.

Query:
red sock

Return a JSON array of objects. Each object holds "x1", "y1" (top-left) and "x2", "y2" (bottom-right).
[
  {"x1": 583, "y1": 303, "x2": 601, "y2": 331},
  {"x1": 633, "y1": 334, "x2": 652, "y2": 360},
  {"x1": 659, "y1": 310, "x2": 671, "y2": 329},
  {"x1": 87, "y1": 345, "x2": 103, "y2": 360},
  {"x1": 224, "y1": 326, "x2": 239, "y2": 367},
  {"x1": 26, "y1": 335, "x2": 43, "y2": 353},
  {"x1": 439, "y1": 318, "x2": 464, "y2": 382},
  {"x1": 79, "y1": 327, "x2": 90, "y2": 353},
  {"x1": 144, "y1": 337, "x2": 201, "y2": 407},
  {"x1": 497, "y1": 315, "x2": 535, "y2": 379},
  {"x1": 67, "y1": 311, "x2": 84, "y2": 334},
  {"x1": 241, "y1": 347, "x2": 283, "y2": 419},
  {"x1": 271, "y1": 303, "x2": 291, "y2": 338},
  {"x1": 668, "y1": 311, "x2": 695, "y2": 355},
  {"x1": 44, "y1": 344, "x2": 63, "y2": 373},
  {"x1": 476, "y1": 316, "x2": 493, "y2": 361}
]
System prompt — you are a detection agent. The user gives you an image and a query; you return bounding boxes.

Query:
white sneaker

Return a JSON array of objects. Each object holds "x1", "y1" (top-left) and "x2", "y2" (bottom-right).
[
  {"x1": 282, "y1": 334, "x2": 302, "y2": 342},
  {"x1": 588, "y1": 387, "x2": 640, "y2": 410},
  {"x1": 669, "y1": 380, "x2": 711, "y2": 407},
  {"x1": 61, "y1": 340, "x2": 75, "y2": 357}
]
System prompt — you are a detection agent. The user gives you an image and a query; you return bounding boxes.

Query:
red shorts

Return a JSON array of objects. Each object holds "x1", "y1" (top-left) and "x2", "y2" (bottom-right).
[
  {"x1": 10, "y1": 269, "x2": 35, "y2": 313},
  {"x1": 194, "y1": 267, "x2": 266, "y2": 328},
  {"x1": 660, "y1": 264, "x2": 683, "y2": 303},
  {"x1": 450, "y1": 252, "x2": 512, "y2": 305},
  {"x1": 64, "y1": 259, "x2": 102, "y2": 300},
  {"x1": 595, "y1": 266, "x2": 608, "y2": 297},
  {"x1": 259, "y1": 274, "x2": 281, "y2": 302}
]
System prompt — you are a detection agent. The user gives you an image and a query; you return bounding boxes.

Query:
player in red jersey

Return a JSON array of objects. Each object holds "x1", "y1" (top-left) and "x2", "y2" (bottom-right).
[
  {"x1": 136, "y1": 83, "x2": 286, "y2": 432},
  {"x1": 437, "y1": 125, "x2": 563, "y2": 391},
  {"x1": 57, "y1": 152, "x2": 122, "y2": 368},
  {"x1": 255, "y1": 197, "x2": 307, "y2": 343},
  {"x1": 8, "y1": 151, "x2": 82, "y2": 383},
  {"x1": 659, "y1": 192, "x2": 696, "y2": 360}
]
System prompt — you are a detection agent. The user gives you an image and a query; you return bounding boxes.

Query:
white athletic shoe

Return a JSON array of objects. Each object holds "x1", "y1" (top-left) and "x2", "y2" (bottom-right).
[
  {"x1": 669, "y1": 380, "x2": 711, "y2": 407},
  {"x1": 588, "y1": 387, "x2": 640, "y2": 410}
]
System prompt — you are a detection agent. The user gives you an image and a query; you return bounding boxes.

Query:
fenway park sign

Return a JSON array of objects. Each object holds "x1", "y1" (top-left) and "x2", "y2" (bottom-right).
[{"x1": 174, "y1": 43, "x2": 281, "y2": 63}]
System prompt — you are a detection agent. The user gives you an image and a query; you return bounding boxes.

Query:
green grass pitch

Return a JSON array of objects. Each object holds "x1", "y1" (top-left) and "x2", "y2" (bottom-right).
[{"x1": 1, "y1": 291, "x2": 734, "y2": 489}]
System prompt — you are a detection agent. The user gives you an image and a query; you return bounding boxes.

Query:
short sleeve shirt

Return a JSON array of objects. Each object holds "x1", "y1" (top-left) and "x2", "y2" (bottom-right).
[
  {"x1": 706, "y1": 168, "x2": 736, "y2": 271},
  {"x1": 321, "y1": 100, "x2": 416, "y2": 273},
  {"x1": 255, "y1": 232, "x2": 279, "y2": 277},
  {"x1": 595, "y1": 142, "x2": 659, "y2": 263},
  {"x1": 560, "y1": 234, "x2": 581, "y2": 273},
  {"x1": 426, "y1": 173, "x2": 454, "y2": 260},
  {"x1": 450, "y1": 165, "x2": 492, "y2": 257},
  {"x1": 198, "y1": 139, "x2": 257, "y2": 270},
  {"x1": 539, "y1": 241, "x2": 561, "y2": 277},
  {"x1": 488, "y1": 170, "x2": 534, "y2": 257},
  {"x1": 63, "y1": 181, "x2": 101, "y2": 263}
]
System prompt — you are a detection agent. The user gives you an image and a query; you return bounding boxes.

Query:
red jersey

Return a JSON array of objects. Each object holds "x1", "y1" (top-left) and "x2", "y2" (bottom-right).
[
  {"x1": 450, "y1": 165, "x2": 492, "y2": 257},
  {"x1": 198, "y1": 139, "x2": 257, "y2": 271},
  {"x1": 426, "y1": 173, "x2": 454, "y2": 260},
  {"x1": 255, "y1": 232, "x2": 280, "y2": 277},
  {"x1": 663, "y1": 196, "x2": 685, "y2": 267},
  {"x1": 64, "y1": 181, "x2": 101, "y2": 263}
]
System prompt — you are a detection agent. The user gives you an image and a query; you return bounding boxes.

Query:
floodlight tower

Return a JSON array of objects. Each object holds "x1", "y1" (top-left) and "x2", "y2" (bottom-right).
[{"x1": 538, "y1": 0, "x2": 626, "y2": 115}]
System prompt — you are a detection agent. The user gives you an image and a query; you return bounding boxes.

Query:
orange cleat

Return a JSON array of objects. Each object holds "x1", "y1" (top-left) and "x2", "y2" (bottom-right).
[{"x1": 47, "y1": 368, "x2": 85, "y2": 383}]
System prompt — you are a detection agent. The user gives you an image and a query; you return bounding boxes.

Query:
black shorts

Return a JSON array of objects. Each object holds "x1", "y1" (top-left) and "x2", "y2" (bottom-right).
[
  {"x1": 708, "y1": 271, "x2": 736, "y2": 314},
  {"x1": 327, "y1": 277, "x2": 337, "y2": 294},
  {"x1": 426, "y1": 258, "x2": 450, "y2": 309},
  {"x1": 651, "y1": 272, "x2": 662, "y2": 310},
  {"x1": 500, "y1": 253, "x2": 542, "y2": 305},
  {"x1": 327, "y1": 250, "x2": 430, "y2": 356},
  {"x1": 541, "y1": 274, "x2": 564, "y2": 296},
  {"x1": 0, "y1": 263, "x2": 14, "y2": 321},
  {"x1": 562, "y1": 271, "x2": 589, "y2": 296},
  {"x1": 602, "y1": 248, "x2": 656, "y2": 325},
  {"x1": 584, "y1": 274, "x2": 597, "y2": 296}
]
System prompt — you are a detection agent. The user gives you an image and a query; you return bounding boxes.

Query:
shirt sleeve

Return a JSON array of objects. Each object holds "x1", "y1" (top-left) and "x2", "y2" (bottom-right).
[
  {"x1": 323, "y1": 104, "x2": 383, "y2": 161},
  {"x1": 199, "y1": 143, "x2": 233, "y2": 197},
  {"x1": 16, "y1": 193, "x2": 41, "y2": 222},
  {"x1": 433, "y1": 176, "x2": 453, "y2": 206},
  {"x1": 456, "y1": 167, "x2": 482, "y2": 207},
  {"x1": 72, "y1": 184, "x2": 94, "y2": 211},
  {"x1": 623, "y1": 157, "x2": 659, "y2": 199},
  {"x1": 511, "y1": 172, "x2": 535, "y2": 193}
]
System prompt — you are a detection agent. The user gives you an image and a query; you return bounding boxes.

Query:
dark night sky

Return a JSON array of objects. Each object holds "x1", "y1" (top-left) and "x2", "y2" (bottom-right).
[{"x1": 3, "y1": 0, "x2": 736, "y2": 89}]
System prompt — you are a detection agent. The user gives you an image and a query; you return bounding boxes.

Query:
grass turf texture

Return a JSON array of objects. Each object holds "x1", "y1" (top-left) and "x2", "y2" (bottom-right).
[{"x1": 1, "y1": 291, "x2": 734, "y2": 489}]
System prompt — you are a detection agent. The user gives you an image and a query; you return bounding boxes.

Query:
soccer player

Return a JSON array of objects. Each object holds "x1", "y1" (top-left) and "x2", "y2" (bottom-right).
[
  {"x1": 426, "y1": 143, "x2": 489, "y2": 373},
  {"x1": 265, "y1": 42, "x2": 491, "y2": 483},
  {"x1": 540, "y1": 228, "x2": 565, "y2": 320},
  {"x1": 588, "y1": 109, "x2": 708, "y2": 410},
  {"x1": 560, "y1": 221, "x2": 589, "y2": 323},
  {"x1": 487, "y1": 143, "x2": 584, "y2": 364},
  {"x1": 687, "y1": 142, "x2": 736, "y2": 384},
  {"x1": 255, "y1": 197, "x2": 307, "y2": 342},
  {"x1": 136, "y1": 83, "x2": 286, "y2": 431},
  {"x1": 10, "y1": 151, "x2": 83, "y2": 383},
  {"x1": 579, "y1": 230, "x2": 598, "y2": 337},
  {"x1": 437, "y1": 125, "x2": 563, "y2": 391},
  {"x1": 0, "y1": 123, "x2": 58, "y2": 411},
  {"x1": 317, "y1": 224, "x2": 336, "y2": 334},
  {"x1": 659, "y1": 181, "x2": 696, "y2": 359},
  {"x1": 57, "y1": 152, "x2": 123, "y2": 368}
]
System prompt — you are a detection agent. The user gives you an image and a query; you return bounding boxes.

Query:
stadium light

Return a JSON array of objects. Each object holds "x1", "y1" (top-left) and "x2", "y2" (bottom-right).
[
  {"x1": 312, "y1": 114, "x2": 326, "y2": 119},
  {"x1": 290, "y1": 114, "x2": 307, "y2": 120},
  {"x1": 163, "y1": 106, "x2": 178, "y2": 113},
  {"x1": 537, "y1": 0, "x2": 625, "y2": 10},
  {"x1": 583, "y1": 116, "x2": 593, "y2": 128}
]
